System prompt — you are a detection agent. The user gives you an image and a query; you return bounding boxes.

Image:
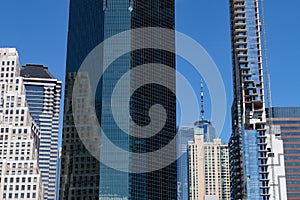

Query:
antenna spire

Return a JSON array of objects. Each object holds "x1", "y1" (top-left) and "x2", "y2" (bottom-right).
[{"x1": 201, "y1": 80, "x2": 204, "y2": 121}]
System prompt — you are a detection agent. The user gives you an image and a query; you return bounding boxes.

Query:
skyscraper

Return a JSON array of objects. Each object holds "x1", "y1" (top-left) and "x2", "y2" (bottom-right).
[
  {"x1": 229, "y1": 0, "x2": 286, "y2": 199},
  {"x1": 20, "y1": 64, "x2": 62, "y2": 200},
  {"x1": 60, "y1": 0, "x2": 176, "y2": 199},
  {"x1": 187, "y1": 123, "x2": 230, "y2": 200},
  {"x1": 59, "y1": 1, "x2": 104, "y2": 199},
  {"x1": 177, "y1": 126, "x2": 194, "y2": 200},
  {"x1": 268, "y1": 107, "x2": 300, "y2": 200},
  {"x1": 0, "y1": 48, "x2": 44, "y2": 199},
  {"x1": 188, "y1": 127, "x2": 206, "y2": 200}
]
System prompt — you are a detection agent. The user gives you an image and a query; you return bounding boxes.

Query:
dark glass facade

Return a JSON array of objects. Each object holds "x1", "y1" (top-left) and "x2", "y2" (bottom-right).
[
  {"x1": 267, "y1": 107, "x2": 300, "y2": 200},
  {"x1": 59, "y1": 0, "x2": 104, "y2": 199},
  {"x1": 60, "y1": 0, "x2": 176, "y2": 199}
]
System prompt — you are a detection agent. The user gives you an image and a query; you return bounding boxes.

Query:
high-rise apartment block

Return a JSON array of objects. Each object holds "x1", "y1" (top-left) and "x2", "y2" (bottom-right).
[
  {"x1": 188, "y1": 125, "x2": 230, "y2": 200},
  {"x1": 0, "y1": 48, "x2": 44, "y2": 199},
  {"x1": 268, "y1": 107, "x2": 300, "y2": 200},
  {"x1": 229, "y1": 0, "x2": 287, "y2": 199},
  {"x1": 20, "y1": 64, "x2": 62, "y2": 200},
  {"x1": 204, "y1": 138, "x2": 230, "y2": 200}
]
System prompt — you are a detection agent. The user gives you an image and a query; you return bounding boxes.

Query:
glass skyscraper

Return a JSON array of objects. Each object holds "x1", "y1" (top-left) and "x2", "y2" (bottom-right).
[
  {"x1": 60, "y1": 0, "x2": 176, "y2": 199},
  {"x1": 267, "y1": 107, "x2": 300, "y2": 200},
  {"x1": 59, "y1": 1, "x2": 103, "y2": 199},
  {"x1": 177, "y1": 127, "x2": 194, "y2": 200},
  {"x1": 21, "y1": 64, "x2": 62, "y2": 200}
]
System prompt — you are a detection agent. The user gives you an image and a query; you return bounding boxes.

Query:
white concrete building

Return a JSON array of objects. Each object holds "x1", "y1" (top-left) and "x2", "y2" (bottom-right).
[
  {"x1": 0, "y1": 48, "x2": 44, "y2": 199},
  {"x1": 266, "y1": 125, "x2": 287, "y2": 200}
]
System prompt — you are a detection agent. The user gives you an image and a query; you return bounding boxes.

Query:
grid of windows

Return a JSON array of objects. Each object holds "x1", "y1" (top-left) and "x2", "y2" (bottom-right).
[
  {"x1": 62, "y1": 0, "x2": 176, "y2": 199},
  {"x1": 268, "y1": 107, "x2": 300, "y2": 200},
  {"x1": 21, "y1": 64, "x2": 62, "y2": 200},
  {"x1": 188, "y1": 127, "x2": 230, "y2": 200},
  {"x1": 0, "y1": 48, "x2": 44, "y2": 200},
  {"x1": 59, "y1": 0, "x2": 104, "y2": 199}
]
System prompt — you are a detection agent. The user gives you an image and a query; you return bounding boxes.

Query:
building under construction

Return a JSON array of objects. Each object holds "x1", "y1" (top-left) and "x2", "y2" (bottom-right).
[{"x1": 229, "y1": 0, "x2": 287, "y2": 199}]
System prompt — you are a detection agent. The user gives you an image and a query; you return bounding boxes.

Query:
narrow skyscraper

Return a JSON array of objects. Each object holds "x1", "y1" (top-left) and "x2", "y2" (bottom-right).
[
  {"x1": 229, "y1": 0, "x2": 287, "y2": 199},
  {"x1": 0, "y1": 48, "x2": 44, "y2": 199},
  {"x1": 20, "y1": 64, "x2": 62, "y2": 200},
  {"x1": 59, "y1": 1, "x2": 103, "y2": 199},
  {"x1": 177, "y1": 126, "x2": 194, "y2": 200}
]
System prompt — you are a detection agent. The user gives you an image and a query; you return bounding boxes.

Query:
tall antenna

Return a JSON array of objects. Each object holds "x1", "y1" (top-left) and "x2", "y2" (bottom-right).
[{"x1": 201, "y1": 80, "x2": 204, "y2": 121}]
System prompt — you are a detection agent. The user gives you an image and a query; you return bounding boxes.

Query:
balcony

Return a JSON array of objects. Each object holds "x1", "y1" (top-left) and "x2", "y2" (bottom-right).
[
  {"x1": 261, "y1": 193, "x2": 271, "y2": 197},
  {"x1": 258, "y1": 149, "x2": 268, "y2": 153},
  {"x1": 259, "y1": 171, "x2": 269, "y2": 174},
  {"x1": 253, "y1": 107, "x2": 264, "y2": 113},
  {"x1": 260, "y1": 185, "x2": 270, "y2": 189},
  {"x1": 233, "y1": 9, "x2": 245, "y2": 15},
  {"x1": 258, "y1": 141, "x2": 267, "y2": 145}
]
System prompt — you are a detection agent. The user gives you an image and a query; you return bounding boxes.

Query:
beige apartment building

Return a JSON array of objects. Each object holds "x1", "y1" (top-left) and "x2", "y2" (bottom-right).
[{"x1": 188, "y1": 126, "x2": 230, "y2": 200}]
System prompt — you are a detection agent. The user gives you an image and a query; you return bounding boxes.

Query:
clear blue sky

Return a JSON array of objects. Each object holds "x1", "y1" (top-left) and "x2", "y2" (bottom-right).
[{"x1": 0, "y1": 0, "x2": 299, "y2": 143}]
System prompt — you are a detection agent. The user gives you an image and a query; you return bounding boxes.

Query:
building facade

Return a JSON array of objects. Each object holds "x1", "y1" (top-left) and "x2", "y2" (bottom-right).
[
  {"x1": 188, "y1": 125, "x2": 230, "y2": 200},
  {"x1": 204, "y1": 139, "x2": 230, "y2": 200},
  {"x1": 229, "y1": 0, "x2": 287, "y2": 199},
  {"x1": 60, "y1": 0, "x2": 176, "y2": 199},
  {"x1": 268, "y1": 107, "x2": 300, "y2": 199},
  {"x1": 20, "y1": 64, "x2": 62, "y2": 200},
  {"x1": 188, "y1": 127, "x2": 206, "y2": 200},
  {"x1": 177, "y1": 127, "x2": 194, "y2": 200},
  {"x1": 0, "y1": 48, "x2": 44, "y2": 199},
  {"x1": 59, "y1": 0, "x2": 104, "y2": 198}
]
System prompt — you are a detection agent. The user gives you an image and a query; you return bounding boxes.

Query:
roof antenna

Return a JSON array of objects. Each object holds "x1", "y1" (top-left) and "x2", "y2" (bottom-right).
[{"x1": 201, "y1": 79, "x2": 204, "y2": 121}]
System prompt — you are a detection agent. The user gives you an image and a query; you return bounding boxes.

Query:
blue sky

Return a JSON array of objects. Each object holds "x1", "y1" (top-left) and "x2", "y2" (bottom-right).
[{"x1": 0, "y1": 0, "x2": 299, "y2": 143}]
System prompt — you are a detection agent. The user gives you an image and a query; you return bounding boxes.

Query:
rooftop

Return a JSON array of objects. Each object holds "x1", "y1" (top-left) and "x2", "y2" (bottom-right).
[{"x1": 20, "y1": 64, "x2": 55, "y2": 79}]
